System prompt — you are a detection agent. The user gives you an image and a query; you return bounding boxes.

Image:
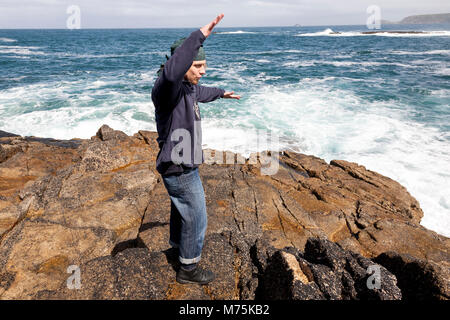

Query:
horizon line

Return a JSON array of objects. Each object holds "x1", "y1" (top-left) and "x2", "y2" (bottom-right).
[{"x1": 2, "y1": 22, "x2": 449, "y2": 30}]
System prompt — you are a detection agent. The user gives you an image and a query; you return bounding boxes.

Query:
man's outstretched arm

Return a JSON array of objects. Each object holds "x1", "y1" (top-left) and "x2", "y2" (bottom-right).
[
  {"x1": 196, "y1": 86, "x2": 240, "y2": 103},
  {"x1": 196, "y1": 85, "x2": 225, "y2": 103}
]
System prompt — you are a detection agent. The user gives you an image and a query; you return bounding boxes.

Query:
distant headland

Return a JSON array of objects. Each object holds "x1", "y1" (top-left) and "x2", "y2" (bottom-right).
[
  {"x1": 292, "y1": 13, "x2": 450, "y2": 27},
  {"x1": 382, "y1": 13, "x2": 450, "y2": 25}
]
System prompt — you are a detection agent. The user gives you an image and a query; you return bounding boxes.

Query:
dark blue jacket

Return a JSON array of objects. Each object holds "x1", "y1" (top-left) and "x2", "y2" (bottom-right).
[{"x1": 152, "y1": 29, "x2": 225, "y2": 176}]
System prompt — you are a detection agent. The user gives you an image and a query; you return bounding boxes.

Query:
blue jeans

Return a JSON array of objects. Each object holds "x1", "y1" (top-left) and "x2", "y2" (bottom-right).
[{"x1": 161, "y1": 167, "x2": 207, "y2": 264}]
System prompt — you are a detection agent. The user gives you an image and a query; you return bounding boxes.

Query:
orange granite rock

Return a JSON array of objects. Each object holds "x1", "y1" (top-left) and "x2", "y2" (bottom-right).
[{"x1": 0, "y1": 126, "x2": 447, "y2": 300}]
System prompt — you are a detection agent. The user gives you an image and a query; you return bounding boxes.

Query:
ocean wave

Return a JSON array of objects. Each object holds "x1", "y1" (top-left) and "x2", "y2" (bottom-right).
[
  {"x1": 201, "y1": 83, "x2": 450, "y2": 236},
  {"x1": 333, "y1": 54, "x2": 354, "y2": 59},
  {"x1": 296, "y1": 28, "x2": 341, "y2": 36},
  {"x1": 247, "y1": 49, "x2": 305, "y2": 55},
  {"x1": 282, "y1": 61, "x2": 316, "y2": 67},
  {"x1": 389, "y1": 50, "x2": 450, "y2": 55},
  {"x1": 410, "y1": 59, "x2": 443, "y2": 65},
  {"x1": 1, "y1": 76, "x2": 27, "y2": 81},
  {"x1": 54, "y1": 52, "x2": 139, "y2": 59},
  {"x1": 371, "y1": 30, "x2": 450, "y2": 37},
  {"x1": 1, "y1": 74, "x2": 449, "y2": 237},
  {"x1": 0, "y1": 37, "x2": 17, "y2": 43},
  {"x1": 0, "y1": 45, "x2": 45, "y2": 55},
  {"x1": 0, "y1": 80, "x2": 154, "y2": 139},
  {"x1": 215, "y1": 30, "x2": 257, "y2": 34},
  {"x1": 298, "y1": 77, "x2": 337, "y2": 84},
  {"x1": 2, "y1": 55, "x2": 31, "y2": 60},
  {"x1": 296, "y1": 28, "x2": 450, "y2": 37},
  {"x1": 219, "y1": 49, "x2": 305, "y2": 56},
  {"x1": 282, "y1": 59, "x2": 414, "y2": 68},
  {"x1": 0, "y1": 51, "x2": 162, "y2": 59},
  {"x1": 431, "y1": 89, "x2": 450, "y2": 97},
  {"x1": 434, "y1": 68, "x2": 450, "y2": 76}
]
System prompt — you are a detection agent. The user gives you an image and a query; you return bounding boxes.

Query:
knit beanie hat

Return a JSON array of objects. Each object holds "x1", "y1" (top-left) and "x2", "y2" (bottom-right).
[
  {"x1": 157, "y1": 37, "x2": 206, "y2": 76},
  {"x1": 170, "y1": 37, "x2": 206, "y2": 61}
]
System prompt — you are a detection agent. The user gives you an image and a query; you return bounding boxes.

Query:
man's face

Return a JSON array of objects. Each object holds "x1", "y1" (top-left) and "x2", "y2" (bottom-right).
[{"x1": 184, "y1": 60, "x2": 207, "y2": 85}]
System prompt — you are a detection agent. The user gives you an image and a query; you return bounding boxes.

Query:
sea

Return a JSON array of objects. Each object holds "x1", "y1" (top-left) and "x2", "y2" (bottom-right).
[{"x1": 0, "y1": 24, "x2": 449, "y2": 237}]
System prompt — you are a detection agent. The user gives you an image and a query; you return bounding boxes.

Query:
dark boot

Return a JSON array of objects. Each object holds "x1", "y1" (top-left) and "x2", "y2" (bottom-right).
[{"x1": 176, "y1": 266, "x2": 215, "y2": 285}]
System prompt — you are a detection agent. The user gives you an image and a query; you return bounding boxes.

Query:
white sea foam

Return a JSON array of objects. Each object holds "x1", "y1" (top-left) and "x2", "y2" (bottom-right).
[
  {"x1": 282, "y1": 59, "x2": 414, "y2": 68},
  {"x1": 54, "y1": 52, "x2": 141, "y2": 59},
  {"x1": 334, "y1": 54, "x2": 354, "y2": 59},
  {"x1": 296, "y1": 29, "x2": 450, "y2": 37},
  {"x1": 0, "y1": 79, "x2": 155, "y2": 139},
  {"x1": 327, "y1": 61, "x2": 383, "y2": 67},
  {"x1": 298, "y1": 77, "x2": 336, "y2": 84},
  {"x1": 284, "y1": 50, "x2": 305, "y2": 54},
  {"x1": 0, "y1": 37, "x2": 17, "y2": 42},
  {"x1": 3, "y1": 55, "x2": 32, "y2": 60},
  {"x1": 0, "y1": 45, "x2": 45, "y2": 55},
  {"x1": 390, "y1": 49, "x2": 450, "y2": 55},
  {"x1": 200, "y1": 82, "x2": 450, "y2": 237},
  {"x1": 216, "y1": 30, "x2": 257, "y2": 34},
  {"x1": 1, "y1": 74, "x2": 449, "y2": 238},
  {"x1": 371, "y1": 30, "x2": 450, "y2": 37},
  {"x1": 431, "y1": 89, "x2": 450, "y2": 97},
  {"x1": 410, "y1": 59, "x2": 443, "y2": 66},
  {"x1": 208, "y1": 63, "x2": 248, "y2": 85},
  {"x1": 88, "y1": 80, "x2": 108, "y2": 89},
  {"x1": 434, "y1": 68, "x2": 450, "y2": 76},
  {"x1": 2, "y1": 76, "x2": 27, "y2": 81},
  {"x1": 297, "y1": 28, "x2": 341, "y2": 36},
  {"x1": 282, "y1": 61, "x2": 315, "y2": 67},
  {"x1": 224, "y1": 49, "x2": 304, "y2": 56},
  {"x1": 138, "y1": 71, "x2": 157, "y2": 82}
]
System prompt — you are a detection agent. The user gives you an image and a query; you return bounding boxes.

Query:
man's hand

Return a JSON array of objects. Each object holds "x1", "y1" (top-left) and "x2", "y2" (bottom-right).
[
  {"x1": 200, "y1": 14, "x2": 224, "y2": 38},
  {"x1": 223, "y1": 91, "x2": 241, "y2": 100}
]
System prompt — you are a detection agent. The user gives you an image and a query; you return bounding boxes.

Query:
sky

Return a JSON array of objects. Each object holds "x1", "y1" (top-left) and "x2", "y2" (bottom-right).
[{"x1": 0, "y1": 0, "x2": 449, "y2": 29}]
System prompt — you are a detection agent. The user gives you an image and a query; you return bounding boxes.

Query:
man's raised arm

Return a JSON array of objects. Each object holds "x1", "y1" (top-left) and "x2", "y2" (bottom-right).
[
  {"x1": 152, "y1": 14, "x2": 225, "y2": 110},
  {"x1": 162, "y1": 30, "x2": 205, "y2": 84},
  {"x1": 152, "y1": 30, "x2": 206, "y2": 109}
]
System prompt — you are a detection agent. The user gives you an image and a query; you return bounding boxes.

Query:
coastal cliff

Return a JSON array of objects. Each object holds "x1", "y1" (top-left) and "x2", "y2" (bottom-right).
[
  {"x1": 382, "y1": 13, "x2": 450, "y2": 24},
  {"x1": 0, "y1": 125, "x2": 448, "y2": 300}
]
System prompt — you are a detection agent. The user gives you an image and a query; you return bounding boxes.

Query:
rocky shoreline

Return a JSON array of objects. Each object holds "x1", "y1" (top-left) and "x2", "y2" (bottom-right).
[{"x1": 0, "y1": 125, "x2": 448, "y2": 300}]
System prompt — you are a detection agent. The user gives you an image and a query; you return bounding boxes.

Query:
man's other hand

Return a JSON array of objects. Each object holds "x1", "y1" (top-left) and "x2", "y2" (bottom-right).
[
  {"x1": 223, "y1": 91, "x2": 241, "y2": 100},
  {"x1": 200, "y1": 14, "x2": 224, "y2": 38}
]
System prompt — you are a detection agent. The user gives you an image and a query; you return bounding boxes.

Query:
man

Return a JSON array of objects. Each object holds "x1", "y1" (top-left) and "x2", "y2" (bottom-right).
[{"x1": 151, "y1": 14, "x2": 240, "y2": 285}]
